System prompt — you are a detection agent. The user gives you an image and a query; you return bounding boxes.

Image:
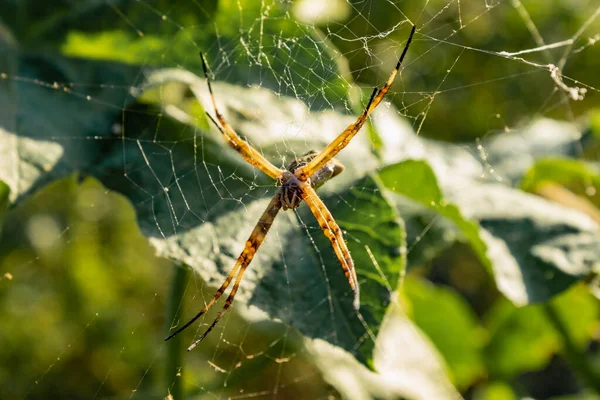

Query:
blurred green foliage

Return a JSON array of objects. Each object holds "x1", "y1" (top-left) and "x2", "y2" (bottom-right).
[
  {"x1": 0, "y1": 177, "x2": 168, "y2": 398},
  {"x1": 1, "y1": 1, "x2": 600, "y2": 400}
]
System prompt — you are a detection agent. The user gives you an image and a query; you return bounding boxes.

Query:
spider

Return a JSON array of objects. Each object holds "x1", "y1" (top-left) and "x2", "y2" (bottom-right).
[{"x1": 165, "y1": 24, "x2": 416, "y2": 351}]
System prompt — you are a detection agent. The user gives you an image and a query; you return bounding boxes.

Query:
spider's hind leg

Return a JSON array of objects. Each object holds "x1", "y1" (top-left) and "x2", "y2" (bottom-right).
[{"x1": 165, "y1": 193, "x2": 284, "y2": 348}]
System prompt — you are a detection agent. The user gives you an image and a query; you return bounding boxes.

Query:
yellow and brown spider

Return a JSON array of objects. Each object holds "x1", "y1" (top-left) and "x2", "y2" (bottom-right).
[{"x1": 166, "y1": 24, "x2": 416, "y2": 351}]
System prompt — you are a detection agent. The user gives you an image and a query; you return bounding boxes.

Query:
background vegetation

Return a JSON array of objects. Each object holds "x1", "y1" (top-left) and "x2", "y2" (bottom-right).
[{"x1": 1, "y1": 0, "x2": 600, "y2": 399}]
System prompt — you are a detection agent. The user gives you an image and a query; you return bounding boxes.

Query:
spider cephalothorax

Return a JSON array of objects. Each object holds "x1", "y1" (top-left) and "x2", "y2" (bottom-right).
[
  {"x1": 165, "y1": 24, "x2": 416, "y2": 351},
  {"x1": 280, "y1": 151, "x2": 345, "y2": 210}
]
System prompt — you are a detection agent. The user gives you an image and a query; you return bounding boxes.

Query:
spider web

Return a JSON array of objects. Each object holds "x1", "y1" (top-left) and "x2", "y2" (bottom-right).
[{"x1": 1, "y1": 0, "x2": 600, "y2": 399}]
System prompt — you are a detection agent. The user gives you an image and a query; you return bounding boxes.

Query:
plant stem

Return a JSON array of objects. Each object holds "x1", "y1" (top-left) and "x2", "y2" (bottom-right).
[
  {"x1": 543, "y1": 302, "x2": 600, "y2": 394},
  {"x1": 165, "y1": 264, "x2": 191, "y2": 400}
]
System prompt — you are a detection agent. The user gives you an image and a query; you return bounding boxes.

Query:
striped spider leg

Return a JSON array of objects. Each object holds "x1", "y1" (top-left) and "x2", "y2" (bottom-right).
[
  {"x1": 299, "y1": 182, "x2": 360, "y2": 310},
  {"x1": 296, "y1": 24, "x2": 415, "y2": 181},
  {"x1": 165, "y1": 195, "x2": 282, "y2": 351},
  {"x1": 165, "y1": 24, "x2": 415, "y2": 349},
  {"x1": 200, "y1": 53, "x2": 283, "y2": 181}
]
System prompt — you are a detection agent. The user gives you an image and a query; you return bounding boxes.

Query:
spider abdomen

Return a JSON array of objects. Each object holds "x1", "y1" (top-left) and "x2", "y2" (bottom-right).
[{"x1": 280, "y1": 171, "x2": 303, "y2": 210}]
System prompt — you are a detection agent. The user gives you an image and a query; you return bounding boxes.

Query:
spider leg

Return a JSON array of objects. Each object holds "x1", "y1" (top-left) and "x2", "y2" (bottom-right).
[
  {"x1": 200, "y1": 53, "x2": 283, "y2": 180},
  {"x1": 296, "y1": 24, "x2": 416, "y2": 181},
  {"x1": 164, "y1": 262, "x2": 242, "y2": 342},
  {"x1": 299, "y1": 182, "x2": 360, "y2": 310},
  {"x1": 165, "y1": 194, "x2": 283, "y2": 347},
  {"x1": 186, "y1": 261, "x2": 247, "y2": 351}
]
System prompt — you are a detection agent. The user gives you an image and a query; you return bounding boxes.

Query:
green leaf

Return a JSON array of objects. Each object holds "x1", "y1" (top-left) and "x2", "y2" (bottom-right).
[
  {"x1": 10, "y1": 0, "x2": 349, "y2": 111},
  {"x1": 483, "y1": 298, "x2": 558, "y2": 378},
  {"x1": 380, "y1": 160, "x2": 444, "y2": 203},
  {"x1": 373, "y1": 294, "x2": 461, "y2": 399},
  {"x1": 478, "y1": 118, "x2": 587, "y2": 185},
  {"x1": 152, "y1": 171, "x2": 405, "y2": 366},
  {"x1": 471, "y1": 381, "x2": 517, "y2": 400},
  {"x1": 400, "y1": 204, "x2": 461, "y2": 269},
  {"x1": 521, "y1": 158, "x2": 600, "y2": 208},
  {"x1": 403, "y1": 277, "x2": 485, "y2": 389},
  {"x1": 305, "y1": 293, "x2": 461, "y2": 400},
  {"x1": 2, "y1": 0, "x2": 216, "y2": 49},
  {"x1": 0, "y1": 52, "x2": 142, "y2": 202},
  {"x1": 62, "y1": 30, "x2": 171, "y2": 65},
  {"x1": 591, "y1": 108, "x2": 600, "y2": 140},
  {"x1": 483, "y1": 284, "x2": 599, "y2": 378},
  {"x1": 0, "y1": 180, "x2": 8, "y2": 212},
  {"x1": 298, "y1": 174, "x2": 406, "y2": 363},
  {"x1": 379, "y1": 159, "x2": 491, "y2": 273},
  {"x1": 450, "y1": 183, "x2": 600, "y2": 305},
  {"x1": 379, "y1": 158, "x2": 600, "y2": 306}
]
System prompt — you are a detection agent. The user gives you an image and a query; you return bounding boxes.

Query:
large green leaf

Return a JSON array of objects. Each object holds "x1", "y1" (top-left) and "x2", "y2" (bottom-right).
[
  {"x1": 146, "y1": 144, "x2": 405, "y2": 364},
  {"x1": 98, "y1": 74, "x2": 408, "y2": 370},
  {"x1": 0, "y1": 54, "x2": 405, "y2": 370}
]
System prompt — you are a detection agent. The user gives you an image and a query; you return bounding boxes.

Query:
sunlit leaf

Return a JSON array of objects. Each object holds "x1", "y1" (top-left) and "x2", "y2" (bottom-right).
[
  {"x1": 522, "y1": 159, "x2": 600, "y2": 194},
  {"x1": 403, "y1": 277, "x2": 485, "y2": 389},
  {"x1": 379, "y1": 159, "x2": 490, "y2": 272},
  {"x1": 471, "y1": 381, "x2": 517, "y2": 400},
  {"x1": 521, "y1": 158, "x2": 600, "y2": 215},
  {"x1": 305, "y1": 292, "x2": 461, "y2": 400},
  {"x1": 480, "y1": 119, "x2": 586, "y2": 185}
]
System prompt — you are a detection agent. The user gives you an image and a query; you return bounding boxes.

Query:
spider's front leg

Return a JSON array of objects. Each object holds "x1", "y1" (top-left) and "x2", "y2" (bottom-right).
[
  {"x1": 296, "y1": 24, "x2": 416, "y2": 181},
  {"x1": 200, "y1": 53, "x2": 283, "y2": 180}
]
